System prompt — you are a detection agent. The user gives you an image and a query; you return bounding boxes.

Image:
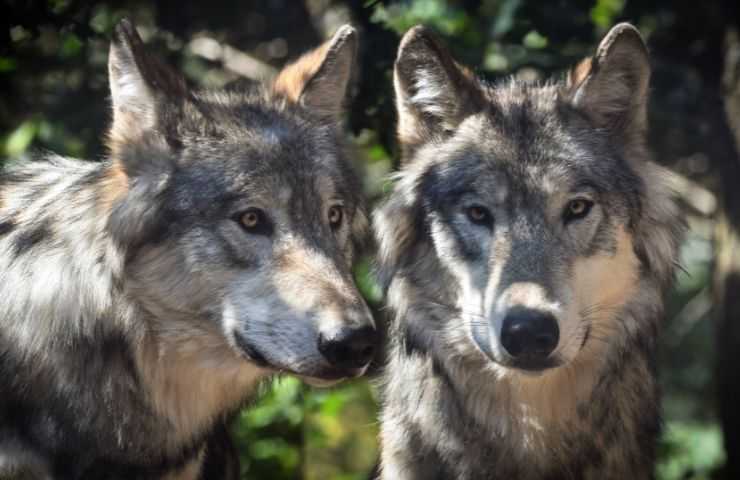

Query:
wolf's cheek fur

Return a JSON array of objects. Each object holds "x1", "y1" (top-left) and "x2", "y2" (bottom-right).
[
  {"x1": 571, "y1": 226, "x2": 639, "y2": 319},
  {"x1": 566, "y1": 225, "x2": 640, "y2": 351}
]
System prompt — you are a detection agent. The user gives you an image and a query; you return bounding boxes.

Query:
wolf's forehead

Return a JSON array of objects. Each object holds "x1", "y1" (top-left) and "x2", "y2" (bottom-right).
[{"x1": 455, "y1": 100, "x2": 605, "y2": 192}]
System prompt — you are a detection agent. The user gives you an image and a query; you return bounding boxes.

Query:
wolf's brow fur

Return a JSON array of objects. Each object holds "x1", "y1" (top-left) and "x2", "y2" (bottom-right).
[
  {"x1": 375, "y1": 24, "x2": 685, "y2": 479},
  {"x1": 0, "y1": 20, "x2": 370, "y2": 479}
]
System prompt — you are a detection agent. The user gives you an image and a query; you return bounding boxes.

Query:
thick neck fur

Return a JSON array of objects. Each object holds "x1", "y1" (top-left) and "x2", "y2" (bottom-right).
[
  {"x1": 381, "y1": 265, "x2": 663, "y2": 479},
  {"x1": 0, "y1": 156, "x2": 262, "y2": 469}
]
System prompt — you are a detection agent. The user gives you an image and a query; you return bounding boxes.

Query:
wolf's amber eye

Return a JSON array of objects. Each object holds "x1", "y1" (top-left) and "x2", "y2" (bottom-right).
[
  {"x1": 328, "y1": 205, "x2": 343, "y2": 229},
  {"x1": 242, "y1": 211, "x2": 260, "y2": 228},
  {"x1": 235, "y1": 208, "x2": 271, "y2": 235},
  {"x1": 466, "y1": 205, "x2": 493, "y2": 227},
  {"x1": 564, "y1": 199, "x2": 594, "y2": 222}
]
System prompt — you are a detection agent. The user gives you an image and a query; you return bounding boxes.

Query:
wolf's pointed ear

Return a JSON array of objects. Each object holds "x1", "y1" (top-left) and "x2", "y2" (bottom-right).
[
  {"x1": 106, "y1": 20, "x2": 185, "y2": 248},
  {"x1": 272, "y1": 25, "x2": 357, "y2": 122},
  {"x1": 108, "y1": 19, "x2": 187, "y2": 158},
  {"x1": 567, "y1": 23, "x2": 650, "y2": 138},
  {"x1": 394, "y1": 26, "x2": 483, "y2": 159}
]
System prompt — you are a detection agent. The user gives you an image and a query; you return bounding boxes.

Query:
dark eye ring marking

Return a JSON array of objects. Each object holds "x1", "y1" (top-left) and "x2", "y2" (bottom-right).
[
  {"x1": 465, "y1": 205, "x2": 493, "y2": 228},
  {"x1": 564, "y1": 199, "x2": 594, "y2": 223},
  {"x1": 328, "y1": 205, "x2": 343, "y2": 230},
  {"x1": 234, "y1": 208, "x2": 272, "y2": 236}
]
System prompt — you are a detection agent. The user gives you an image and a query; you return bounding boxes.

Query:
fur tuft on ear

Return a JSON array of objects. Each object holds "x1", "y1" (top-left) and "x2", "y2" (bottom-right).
[
  {"x1": 107, "y1": 19, "x2": 187, "y2": 158},
  {"x1": 272, "y1": 25, "x2": 358, "y2": 122},
  {"x1": 567, "y1": 23, "x2": 650, "y2": 138},
  {"x1": 106, "y1": 138, "x2": 173, "y2": 249},
  {"x1": 372, "y1": 174, "x2": 424, "y2": 289},
  {"x1": 394, "y1": 26, "x2": 483, "y2": 159}
]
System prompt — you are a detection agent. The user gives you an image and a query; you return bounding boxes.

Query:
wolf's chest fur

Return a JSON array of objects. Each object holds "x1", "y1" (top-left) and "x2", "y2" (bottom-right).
[{"x1": 381, "y1": 310, "x2": 660, "y2": 479}]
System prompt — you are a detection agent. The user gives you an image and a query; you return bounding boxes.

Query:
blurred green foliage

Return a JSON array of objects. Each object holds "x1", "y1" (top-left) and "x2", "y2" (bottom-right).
[{"x1": 0, "y1": 0, "x2": 735, "y2": 478}]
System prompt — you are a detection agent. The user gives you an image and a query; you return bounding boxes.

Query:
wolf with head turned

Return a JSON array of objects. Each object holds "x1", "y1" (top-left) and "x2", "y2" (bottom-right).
[
  {"x1": 374, "y1": 23, "x2": 685, "y2": 479},
  {"x1": 0, "y1": 19, "x2": 377, "y2": 479}
]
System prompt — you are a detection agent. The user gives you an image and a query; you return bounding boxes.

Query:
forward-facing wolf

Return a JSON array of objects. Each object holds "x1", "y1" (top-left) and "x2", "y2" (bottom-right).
[
  {"x1": 375, "y1": 23, "x2": 685, "y2": 479},
  {"x1": 0, "y1": 19, "x2": 377, "y2": 479}
]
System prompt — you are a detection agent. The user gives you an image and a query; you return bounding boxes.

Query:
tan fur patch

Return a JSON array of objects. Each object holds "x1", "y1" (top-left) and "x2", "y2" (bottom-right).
[
  {"x1": 135, "y1": 323, "x2": 265, "y2": 453},
  {"x1": 568, "y1": 57, "x2": 593, "y2": 88},
  {"x1": 98, "y1": 161, "x2": 129, "y2": 213},
  {"x1": 106, "y1": 108, "x2": 155, "y2": 160},
  {"x1": 274, "y1": 244, "x2": 357, "y2": 308},
  {"x1": 572, "y1": 226, "x2": 639, "y2": 317}
]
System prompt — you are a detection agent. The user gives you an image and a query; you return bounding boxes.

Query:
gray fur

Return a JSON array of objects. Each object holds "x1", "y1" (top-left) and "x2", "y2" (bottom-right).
[
  {"x1": 0, "y1": 19, "x2": 374, "y2": 479},
  {"x1": 375, "y1": 24, "x2": 685, "y2": 479}
]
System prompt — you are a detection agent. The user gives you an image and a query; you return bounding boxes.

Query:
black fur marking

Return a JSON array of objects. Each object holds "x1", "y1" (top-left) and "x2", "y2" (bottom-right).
[
  {"x1": 12, "y1": 220, "x2": 50, "y2": 255},
  {"x1": 0, "y1": 219, "x2": 15, "y2": 236},
  {"x1": 199, "y1": 422, "x2": 241, "y2": 480},
  {"x1": 402, "y1": 325, "x2": 428, "y2": 357}
]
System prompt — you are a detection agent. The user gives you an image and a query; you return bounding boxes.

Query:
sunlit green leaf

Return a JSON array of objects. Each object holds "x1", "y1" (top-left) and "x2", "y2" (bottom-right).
[
  {"x1": 370, "y1": 0, "x2": 471, "y2": 37},
  {"x1": 656, "y1": 421, "x2": 725, "y2": 480},
  {"x1": 523, "y1": 30, "x2": 548, "y2": 50},
  {"x1": 590, "y1": 0, "x2": 626, "y2": 30},
  {"x1": 484, "y1": 47, "x2": 509, "y2": 72},
  {"x1": 354, "y1": 258, "x2": 383, "y2": 304},
  {"x1": 4, "y1": 120, "x2": 38, "y2": 157}
]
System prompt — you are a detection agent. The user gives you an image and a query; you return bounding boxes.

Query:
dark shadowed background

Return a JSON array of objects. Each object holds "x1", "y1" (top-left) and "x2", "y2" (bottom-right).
[{"x1": 1, "y1": 0, "x2": 739, "y2": 478}]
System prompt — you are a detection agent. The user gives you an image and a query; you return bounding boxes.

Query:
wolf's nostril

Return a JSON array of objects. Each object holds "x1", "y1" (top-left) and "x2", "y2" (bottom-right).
[
  {"x1": 535, "y1": 334, "x2": 553, "y2": 350},
  {"x1": 360, "y1": 345, "x2": 374, "y2": 359},
  {"x1": 318, "y1": 325, "x2": 378, "y2": 372},
  {"x1": 500, "y1": 309, "x2": 559, "y2": 360}
]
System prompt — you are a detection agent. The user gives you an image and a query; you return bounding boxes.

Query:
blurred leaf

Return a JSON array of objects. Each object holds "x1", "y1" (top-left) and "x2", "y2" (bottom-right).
[
  {"x1": 0, "y1": 57, "x2": 18, "y2": 73},
  {"x1": 10, "y1": 25, "x2": 32, "y2": 43},
  {"x1": 590, "y1": 0, "x2": 626, "y2": 30},
  {"x1": 49, "y1": 0, "x2": 73, "y2": 14},
  {"x1": 243, "y1": 377, "x2": 304, "y2": 428},
  {"x1": 90, "y1": 4, "x2": 118, "y2": 34},
  {"x1": 3, "y1": 120, "x2": 39, "y2": 157},
  {"x1": 60, "y1": 33, "x2": 83, "y2": 58},
  {"x1": 354, "y1": 258, "x2": 383, "y2": 305},
  {"x1": 523, "y1": 30, "x2": 548, "y2": 49},
  {"x1": 371, "y1": 0, "x2": 471, "y2": 37},
  {"x1": 484, "y1": 43, "x2": 509, "y2": 71},
  {"x1": 657, "y1": 421, "x2": 725, "y2": 480},
  {"x1": 249, "y1": 437, "x2": 300, "y2": 466},
  {"x1": 491, "y1": 0, "x2": 522, "y2": 38}
]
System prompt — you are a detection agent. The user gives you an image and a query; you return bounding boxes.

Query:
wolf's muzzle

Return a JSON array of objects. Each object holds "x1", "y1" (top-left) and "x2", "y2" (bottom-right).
[{"x1": 318, "y1": 325, "x2": 378, "y2": 374}]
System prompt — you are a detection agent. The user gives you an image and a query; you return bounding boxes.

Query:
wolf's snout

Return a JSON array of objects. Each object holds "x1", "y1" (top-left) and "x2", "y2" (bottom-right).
[
  {"x1": 500, "y1": 308, "x2": 559, "y2": 365},
  {"x1": 318, "y1": 325, "x2": 378, "y2": 373}
]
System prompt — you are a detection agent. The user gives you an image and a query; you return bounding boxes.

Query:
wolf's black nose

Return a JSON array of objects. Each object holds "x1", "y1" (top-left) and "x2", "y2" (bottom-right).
[
  {"x1": 501, "y1": 309, "x2": 559, "y2": 361},
  {"x1": 318, "y1": 326, "x2": 378, "y2": 372}
]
